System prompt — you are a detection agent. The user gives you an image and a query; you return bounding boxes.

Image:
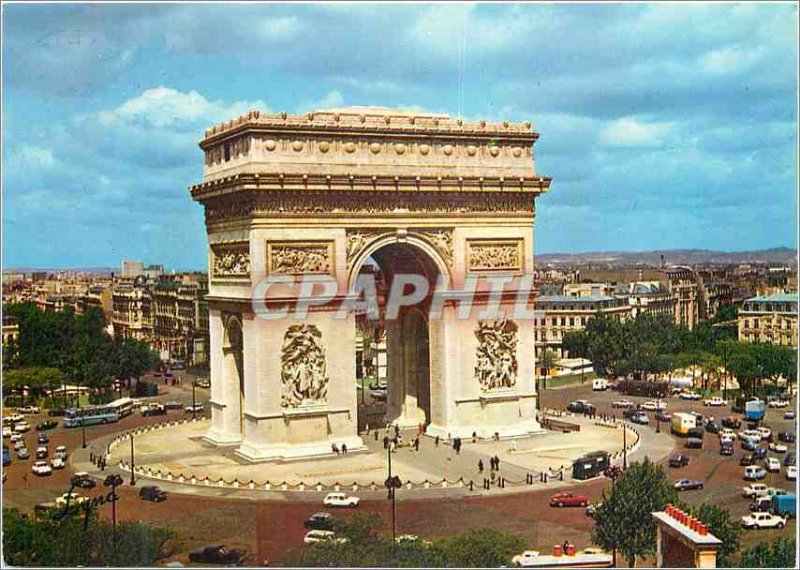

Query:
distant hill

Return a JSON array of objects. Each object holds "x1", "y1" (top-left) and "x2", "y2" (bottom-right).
[
  {"x1": 536, "y1": 248, "x2": 797, "y2": 267},
  {"x1": 3, "y1": 267, "x2": 117, "y2": 275}
]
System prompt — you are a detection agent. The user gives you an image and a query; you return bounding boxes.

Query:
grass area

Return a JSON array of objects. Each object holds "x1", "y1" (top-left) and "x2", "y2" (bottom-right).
[{"x1": 543, "y1": 371, "x2": 597, "y2": 389}]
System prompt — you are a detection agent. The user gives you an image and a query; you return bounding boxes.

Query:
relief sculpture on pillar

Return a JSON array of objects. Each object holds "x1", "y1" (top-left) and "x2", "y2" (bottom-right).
[
  {"x1": 474, "y1": 319, "x2": 519, "y2": 391},
  {"x1": 280, "y1": 324, "x2": 329, "y2": 408},
  {"x1": 418, "y1": 229, "x2": 454, "y2": 267}
]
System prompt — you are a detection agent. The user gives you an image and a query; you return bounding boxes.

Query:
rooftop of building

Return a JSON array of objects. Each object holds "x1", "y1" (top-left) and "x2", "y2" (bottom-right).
[
  {"x1": 536, "y1": 295, "x2": 620, "y2": 303},
  {"x1": 744, "y1": 292, "x2": 798, "y2": 304}
]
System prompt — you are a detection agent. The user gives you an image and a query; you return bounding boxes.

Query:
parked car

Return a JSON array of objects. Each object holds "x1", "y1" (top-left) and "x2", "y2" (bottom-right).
[
  {"x1": 720, "y1": 428, "x2": 737, "y2": 440},
  {"x1": 766, "y1": 458, "x2": 782, "y2": 472},
  {"x1": 784, "y1": 452, "x2": 796, "y2": 467},
  {"x1": 51, "y1": 455, "x2": 66, "y2": 469},
  {"x1": 323, "y1": 493, "x2": 360, "y2": 508},
  {"x1": 70, "y1": 472, "x2": 96, "y2": 489},
  {"x1": 741, "y1": 512, "x2": 787, "y2": 529},
  {"x1": 784, "y1": 410, "x2": 796, "y2": 420},
  {"x1": 674, "y1": 479, "x2": 704, "y2": 491},
  {"x1": 141, "y1": 403, "x2": 167, "y2": 417},
  {"x1": 669, "y1": 454, "x2": 690, "y2": 468},
  {"x1": 720, "y1": 435, "x2": 736, "y2": 447},
  {"x1": 750, "y1": 497, "x2": 772, "y2": 513},
  {"x1": 722, "y1": 416, "x2": 742, "y2": 429},
  {"x1": 756, "y1": 427, "x2": 772, "y2": 440},
  {"x1": 704, "y1": 397, "x2": 727, "y2": 407},
  {"x1": 741, "y1": 438, "x2": 759, "y2": 452},
  {"x1": 2, "y1": 426, "x2": 12, "y2": 438},
  {"x1": 13, "y1": 439, "x2": 26, "y2": 451},
  {"x1": 787, "y1": 466, "x2": 797, "y2": 481},
  {"x1": 17, "y1": 405, "x2": 41, "y2": 414},
  {"x1": 752, "y1": 447, "x2": 768, "y2": 460},
  {"x1": 139, "y1": 485, "x2": 167, "y2": 502},
  {"x1": 641, "y1": 401, "x2": 666, "y2": 411},
  {"x1": 549, "y1": 492, "x2": 590, "y2": 507},
  {"x1": 35, "y1": 446, "x2": 48, "y2": 460},
  {"x1": 778, "y1": 431, "x2": 795, "y2": 443},
  {"x1": 164, "y1": 401, "x2": 183, "y2": 410},
  {"x1": 744, "y1": 465, "x2": 768, "y2": 481},
  {"x1": 612, "y1": 400, "x2": 634, "y2": 409},
  {"x1": 742, "y1": 483, "x2": 769, "y2": 498},
  {"x1": 655, "y1": 411, "x2": 672, "y2": 422},
  {"x1": 768, "y1": 400, "x2": 790, "y2": 408},
  {"x1": 687, "y1": 427, "x2": 704, "y2": 440},
  {"x1": 740, "y1": 454, "x2": 756, "y2": 466},
  {"x1": 195, "y1": 378, "x2": 211, "y2": 389},
  {"x1": 13, "y1": 422, "x2": 31, "y2": 433},
  {"x1": 685, "y1": 438, "x2": 703, "y2": 449},
  {"x1": 31, "y1": 461, "x2": 52, "y2": 476},
  {"x1": 304, "y1": 530, "x2": 340, "y2": 545},
  {"x1": 680, "y1": 391, "x2": 702, "y2": 401},
  {"x1": 567, "y1": 400, "x2": 595, "y2": 414},
  {"x1": 184, "y1": 403, "x2": 204, "y2": 414},
  {"x1": 37, "y1": 433, "x2": 49, "y2": 445},
  {"x1": 17, "y1": 447, "x2": 30, "y2": 460},
  {"x1": 630, "y1": 412, "x2": 650, "y2": 425},
  {"x1": 35, "y1": 420, "x2": 57, "y2": 431},
  {"x1": 188, "y1": 545, "x2": 244, "y2": 565},
  {"x1": 769, "y1": 442, "x2": 788, "y2": 453},
  {"x1": 304, "y1": 512, "x2": 335, "y2": 530},
  {"x1": 705, "y1": 421, "x2": 720, "y2": 434},
  {"x1": 7, "y1": 413, "x2": 25, "y2": 423},
  {"x1": 720, "y1": 444, "x2": 734, "y2": 456}
]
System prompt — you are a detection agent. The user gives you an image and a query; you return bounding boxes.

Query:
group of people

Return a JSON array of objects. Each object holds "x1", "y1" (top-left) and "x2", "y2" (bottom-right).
[
  {"x1": 331, "y1": 443, "x2": 348, "y2": 455},
  {"x1": 477, "y1": 454, "x2": 502, "y2": 473},
  {"x1": 89, "y1": 450, "x2": 108, "y2": 471}
]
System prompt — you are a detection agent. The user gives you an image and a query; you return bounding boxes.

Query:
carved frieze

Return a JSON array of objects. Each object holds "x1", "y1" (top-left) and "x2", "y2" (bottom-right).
[
  {"x1": 418, "y1": 229, "x2": 454, "y2": 267},
  {"x1": 474, "y1": 319, "x2": 519, "y2": 391},
  {"x1": 267, "y1": 242, "x2": 333, "y2": 275},
  {"x1": 280, "y1": 324, "x2": 329, "y2": 408},
  {"x1": 346, "y1": 230, "x2": 386, "y2": 268},
  {"x1": 467, "y1": 239, "x2": 523, "y2": 272},
  {"x1": 210, "y1": 243, "x2": 250, "y2": 278}
]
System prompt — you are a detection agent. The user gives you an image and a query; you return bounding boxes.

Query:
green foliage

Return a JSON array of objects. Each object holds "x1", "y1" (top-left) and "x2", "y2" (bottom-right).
[
  {"x1": 685, "y1": 503, "x2": 740, "y2": 566},
  {"x1": 592, "y1": 457, "x2": 679, "y2": 567},
  {"x1": 2, "y1": 507, "x2": 176, "y2": 567},
  {"x1": 738, "y1": 538, "x2": 796, "y2": 568},
  {"x1": 283, "y1": 513, "x2": 524, "y2": 568}
]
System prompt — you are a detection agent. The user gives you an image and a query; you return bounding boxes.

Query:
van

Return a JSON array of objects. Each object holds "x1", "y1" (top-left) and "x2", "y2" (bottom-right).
[
  {"x1": 671, "y1": 413, "x2": 696, "y2": 436},
  {"x1": 592, "y1": 379, "x2": 609, "y2": 392}
]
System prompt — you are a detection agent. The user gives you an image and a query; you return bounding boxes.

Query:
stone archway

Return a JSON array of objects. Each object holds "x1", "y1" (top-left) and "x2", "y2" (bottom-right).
[
  {"x1": 223, "y1": 316, "x2": 245, "y2": 436},
  {"x1": 204, "y1": 313, "x2": 245, "y2": 446}
]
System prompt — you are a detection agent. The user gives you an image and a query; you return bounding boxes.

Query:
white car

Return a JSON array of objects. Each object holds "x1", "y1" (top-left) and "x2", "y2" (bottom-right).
[
  {"x1": 742, "y1": 483, "x2": 768, "y2": 498},
  {"x1": 680, "y1": 392, "x2": 702, "y2": 401},
  {"x1": 303, "y1": 530, "x2": 347, "y2": 545},
  {"x1": 17, "y1": 405, "x2": 40, "y2": 414},
  {"x1": 55, "y1": 492, "x2": 88, "y2": 507},
  {"x1": 612, "y1": 400, "x2": 634, "y2": 409},
  {"x1": 2, "y1": 426, "x2": 12, "y2": 438},
  {"x1": 740, "y1": 429, "x2": 761, "y2": 440},
  {"x1": 51, "y1": 456, "x2": 66, "y2": 469},
  {"x1": 323, "y1": 493, "x2": 360, "y2": 508},
  {"x1": 641, "y1": 401, "x2": 667, "y2": 411},
  {"x1": 766, "y1": 458, "x2": 782, "y2": 473},
  {"x1": 756, "y1": 427, "x2": 772, "y2": 440},
  {"x1": 13, "y1": 422, "x2": 31, "y2": 433},
  {"x1": 704, "y1": 397, "x2": 727, "y2": 407},
  {"x1": 741, "y1": 512, "x2": 787, "y2": 529},
  {"x1": 31, "y1": 461, "x2": 52, "y2": 476},
  {"x1": 7, "y1": 413, "x2": 25, "y2": 423},
  {"x1": 786, "y1": 465, "x2": 797, "y2": 481},
  {"x1": 54, "y1": 445, "x2": 68, "y2": 457},
  {"x1": 184, "y1": 403, "x2": 204, "y2": 413},
  {"x1": 14, "y1": 439, "x2": 26, "y2": 451},
  {"x1": 769, "y1": 400, "x2": 790, "y2": 408},
  {"x1": 769, "y1": 442, "x2": 789, "y2": 453},
  {"x1": 512, "y1": 551, "x2": 543, "y2": 567},
  {"x1": 9, "y1": 433, "x2": 23, "y2": 443}
]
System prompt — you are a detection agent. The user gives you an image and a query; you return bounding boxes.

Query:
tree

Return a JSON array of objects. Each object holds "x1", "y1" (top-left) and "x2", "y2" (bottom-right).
[
  {"x1": 434, "y1": 528, "x2": 525, "y2": 568},
  {"x1": 562, "y1": 330, "x2": 588, "y2": 359},
  {"x1": 592, "y1": 457, "x2": 678, "y2": 567},
  {"x1": 685, "y1": 503, "x2": 740, "y2": 566},
  {"x1": 538, "y1": 349, "x2": 558, "y2": 387},
  {"x1": 738, "y1": 538, "x2": 796, "y2": 568}
]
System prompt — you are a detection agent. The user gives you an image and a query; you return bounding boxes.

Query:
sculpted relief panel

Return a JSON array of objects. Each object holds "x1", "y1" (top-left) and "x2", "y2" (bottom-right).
[
  {"x1": 267, "y1": 242, "x2": 333, "y2": 275},
  {"x1": 280, "y1": 324, "x2": 329, "y2": 408},
  {"x1": 474, "y1": 319, "x2": 519, "y2": 391},
  {"x1": 211, "y1": 244, "x2": 250, "y2": 278},
  {"x1": 468, "y1": 239, "x2": 523, "y2": 272}
]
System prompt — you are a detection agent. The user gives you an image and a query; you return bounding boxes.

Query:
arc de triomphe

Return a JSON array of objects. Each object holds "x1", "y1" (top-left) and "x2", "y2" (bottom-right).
[{"x1": 189, "y1": 106, "x2": 551, "y2": 461}]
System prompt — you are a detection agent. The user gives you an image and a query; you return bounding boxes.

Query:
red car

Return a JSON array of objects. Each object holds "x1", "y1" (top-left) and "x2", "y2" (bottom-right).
[{"x1": 549, "y1": 492, "x2": 590, "y2": 507}]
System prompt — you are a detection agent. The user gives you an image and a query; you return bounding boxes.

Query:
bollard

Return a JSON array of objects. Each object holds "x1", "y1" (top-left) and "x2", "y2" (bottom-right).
[{"x1": 469, "y1": 480, "x2": 474, "y2": 491}]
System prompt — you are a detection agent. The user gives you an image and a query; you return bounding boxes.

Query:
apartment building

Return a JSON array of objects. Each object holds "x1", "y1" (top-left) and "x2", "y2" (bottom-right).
[{"x1": 738, "y1": 292, "x2": 798, "y2": 347}]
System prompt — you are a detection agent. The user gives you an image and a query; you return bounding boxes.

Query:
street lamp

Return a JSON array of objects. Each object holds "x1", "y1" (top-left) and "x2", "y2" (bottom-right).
[
  {"x1": 385, "y1": 444, "x2": 402, "y2": 546},
  {"x1": 129, "y1": 432, "x2": 136, "y2": 486},
  {"x1": 81, "y1": 416, "x2": 87, "y2": 449},
  {"x1": 192, "y1": 381, "x2": 197, "y2": 420},
  {"x1": 104, "y1": 474, "x2": 124, "y2": 563},
  {"x1": 622, "y1": 422, "x2": 628, "y2": 471}
]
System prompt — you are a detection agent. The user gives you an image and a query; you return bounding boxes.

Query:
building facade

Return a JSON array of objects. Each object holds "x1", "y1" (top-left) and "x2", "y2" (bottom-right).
[
  {"x1": 738, "y1": 293, "x2": 798, "y2": 347},
  {"x1": 660, "y1": 267, "x2": 699, "y2": 330}
]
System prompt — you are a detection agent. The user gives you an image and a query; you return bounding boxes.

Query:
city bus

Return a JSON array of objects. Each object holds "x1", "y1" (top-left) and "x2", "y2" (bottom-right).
[
  {"x1": 108, "y1": 397, "x2": 135, "y2": 419},
  {"x1": 63, "y1": 405, "x2": 120, "y2": 427}
]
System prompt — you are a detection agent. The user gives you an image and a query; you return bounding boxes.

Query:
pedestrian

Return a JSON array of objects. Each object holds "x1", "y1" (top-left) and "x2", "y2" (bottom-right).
[
  {"x1": 478, "y1": 459, "x2": 484, "y2": 473},
  {"x1": 414, "y1": 437, "x2": 420, "y2": 451},
  {"x1": 490, "y1": 456, "x2": 496, "y2": 471},
  {"x1": 419, "y1": 423, "x2": 424, "y2": 436},
  {"x1": 341, "y1": 443, "x2": 348, "y2": 455},
  {"x1": 389, "y1": 440, "x2": 396, "y2": 453},
  {"x1": 332, "y1": 443, "x2": 340, "y2": 455},
  {"x1": 383, "y1": 435, "x2": 389, "y2": 450},
  {"x1": 90, "y1": 452, "x2": 95, "y2": 463},
  {"x1": 435, "y1": 435, "x2": 440, "y2": 447},
  {"x1": 365, "y1": 423, "x2": 370, "y2": 435},
  {"x1": 394, "y1": 425, "x2": 400, "y2": 438},
  {"x1": 494, "y1": 455, "x2": 501, "y2": 470},
  {"x1": 472, "y1": 431, "x2": 477, "y2": 443}
]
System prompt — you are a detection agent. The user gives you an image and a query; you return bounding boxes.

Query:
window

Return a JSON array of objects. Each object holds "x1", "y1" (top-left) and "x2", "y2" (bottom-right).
[{"x1": 224, "y1": 142, "x2": 231, "y2": 161}]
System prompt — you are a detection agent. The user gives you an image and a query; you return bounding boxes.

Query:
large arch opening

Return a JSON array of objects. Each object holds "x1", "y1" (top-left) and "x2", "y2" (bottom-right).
[
  {"x1": 353, "y1": 241, "x2": 442, "y2": 432},
  {"x1": 222, "y1": 316, "x2": 244, "y2": 437}
]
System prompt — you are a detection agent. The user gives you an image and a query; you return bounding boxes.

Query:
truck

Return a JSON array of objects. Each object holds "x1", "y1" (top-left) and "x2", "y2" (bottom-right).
[
  {"x1": 772, "y1": 494, "x2": 796, "y2": 518},
  {"x1": 744, "y1": 399, "x2": 766, "y2": 422},
  {"x1": 671, "y1": 412, "x2": 697, "y2": 437}
]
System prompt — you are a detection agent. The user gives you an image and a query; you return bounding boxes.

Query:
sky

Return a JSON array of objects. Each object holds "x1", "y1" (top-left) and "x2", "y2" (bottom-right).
[{"x1": 2, "y1": 2, "x2": 798, "y2": 271}]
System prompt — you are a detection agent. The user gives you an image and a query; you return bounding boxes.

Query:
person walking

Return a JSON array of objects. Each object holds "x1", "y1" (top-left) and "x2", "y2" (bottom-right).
[
  {"x1": 435, "y1": 435, "x2": 440, "y2": 447},
  {"x1": 341, "y1": 443, "x2": 348, "y2": 455},
  {"x1": 413, "y1": 437, "x2": 420, "y2": 452},
  {"x1": 494, "y1": 454, "x2": 501, "y2": 471},
  {"x1": 394, "y1": 425, "x2": 400, "y2": 438},
  {"x1": 478, "y1": 459, "x2": 484, "y2": 473},
  {"x1": 383, "y1": 435, "x2": 389, "y2": 450}
]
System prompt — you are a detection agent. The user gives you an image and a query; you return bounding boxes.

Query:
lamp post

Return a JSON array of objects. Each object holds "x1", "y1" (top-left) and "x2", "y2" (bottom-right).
[
  {"x1": 129, "y1": 432, "x2": 136, "y2": 486},
  {"x1": 385, "y1": 443, "x2": 401, "y2": 547},
  {"x1": 622, "y1": 422, "x2": 628, "y2": 471},
  {"x1": 104, "y1": 474, "x2": 123, "y2": 563},
  {"x1": 192, "y1": 381, "x2": 197, "y2": 420}
]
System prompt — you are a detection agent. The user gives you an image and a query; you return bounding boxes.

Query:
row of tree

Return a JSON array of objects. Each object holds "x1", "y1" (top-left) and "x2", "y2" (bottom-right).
[
  {"x1": 562, "y1": 310, "x2": 796, "y2": 396},
  {"x1": 2, "y1": 303, "x2": 159, "y2": 403}
]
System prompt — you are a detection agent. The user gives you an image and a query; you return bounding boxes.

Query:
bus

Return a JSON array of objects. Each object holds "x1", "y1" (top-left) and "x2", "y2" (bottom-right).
[
  {"x1": 64, "y1": 405, "x2": 120, "y2": 428},
  {"x1": 108, "y1": 397, "x2": 135, "y2": 419},
  {"x1": 671, "y1": 412, "x2": 697, "y2": 436}
]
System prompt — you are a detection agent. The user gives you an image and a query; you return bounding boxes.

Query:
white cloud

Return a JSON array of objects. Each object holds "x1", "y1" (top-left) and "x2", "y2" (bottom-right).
[
  {"x1": 256, "y1": 16, "x2": 303, "y2": 40},
  {"x1": 97, "y1": 87, "x2": 269, "y2": 127},
  {"x1": 298, "y1": 90, "x2": 346, "y2": 113},
  {"x1": 700, "y1": 46, "x2": 762, "y2": 75},
  {"x1": 599, "y1": 118, "x2": 674, "y2": 148},
  {"x1": 14, "y1": 144, "x2": 56, "y2": 168}
]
